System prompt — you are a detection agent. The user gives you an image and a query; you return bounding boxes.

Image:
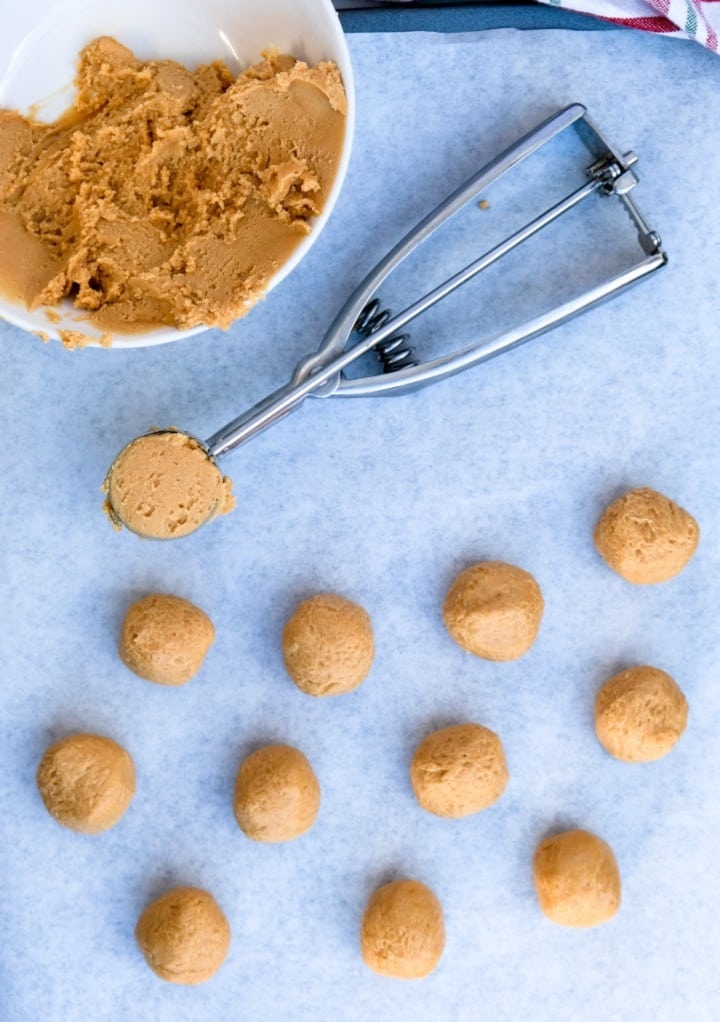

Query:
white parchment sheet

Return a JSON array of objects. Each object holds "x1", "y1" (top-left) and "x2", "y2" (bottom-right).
[{"x1": 1, "y1": 27, "x2": 719, "y2": 1022}]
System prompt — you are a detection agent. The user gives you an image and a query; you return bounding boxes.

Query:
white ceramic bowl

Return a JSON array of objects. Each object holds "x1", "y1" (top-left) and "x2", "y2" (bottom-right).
[{"x1": 0, "y1": 0, "x2": 354, "y2": 347}]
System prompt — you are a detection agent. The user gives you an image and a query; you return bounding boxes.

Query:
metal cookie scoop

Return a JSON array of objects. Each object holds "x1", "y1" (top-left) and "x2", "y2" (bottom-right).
[
  {"x1": 103, "y1": 429, "x2": 234, "y2": 540},
  {"x1": 104, "y1": 104, "x2": 666, "y2": 540}
]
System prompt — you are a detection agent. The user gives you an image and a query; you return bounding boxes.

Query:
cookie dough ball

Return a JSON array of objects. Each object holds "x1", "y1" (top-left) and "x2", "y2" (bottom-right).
[
  {"x1": 233, "y1": 743, "x2": 320, "y2": 843},
  {"x1": 595, "y1": 665, "x2": 688, "y2": 762},
  {"x1": 361, "y1": 879, "x2": 445, "y2": 979},
  {"x1": 119, "y1": 593, "x2": 215, "y2": 685},
  {"x1": 36, "y1": 733, "x2": 135, "y2": 834},
  {"x1": 104, "y1": 430, "x2": 235, "y2": 540},
  {"x1": 533, "y1": 829, "x2": 621, "y2": 928},
  {"x1": 443, "y1": 561, "x2": 544, "y2": 661},
  {"x1": 410, "y1": 723, "x2": 508, "y2": 818},
  {"x1": 593, "y1": 487, "x2": 699, "y2": 584},
  {"x1": 135, "y1": 886, "x2": 231, "y2": 984},
  {"x1": 282, "y1": 593, "x2": 374, "y2": 697}
]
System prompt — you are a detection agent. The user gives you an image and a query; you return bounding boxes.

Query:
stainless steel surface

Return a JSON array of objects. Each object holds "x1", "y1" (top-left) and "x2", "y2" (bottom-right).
[{"x1": 199, "y1": 103, "x2": 666, "y2": 459}]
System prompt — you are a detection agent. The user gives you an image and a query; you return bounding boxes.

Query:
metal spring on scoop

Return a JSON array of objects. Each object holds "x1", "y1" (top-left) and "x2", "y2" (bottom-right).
[{"x1": 354, "y1": 298, "x2": 419, "y2": 373}]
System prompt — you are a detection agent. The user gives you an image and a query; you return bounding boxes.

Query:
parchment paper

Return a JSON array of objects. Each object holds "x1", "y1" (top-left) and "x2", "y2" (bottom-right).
[{"x1": 1, "y1": 27, "x2": 719, "y2": 1022}]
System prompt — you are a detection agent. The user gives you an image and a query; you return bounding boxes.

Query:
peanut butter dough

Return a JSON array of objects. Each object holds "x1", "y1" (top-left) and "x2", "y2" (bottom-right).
[
  {"x1": 361, "y1": 879, "x2": 445, "y2": 980},
  {"x1": 119, "y1": 593, "x2": 215, "y2": 685},
  {"x1": 233, "y1": 744, "x2": 321, "y2": 843},
  {"x1": 593, "y1": 487, "x2": 699, "y2": 584},
  {"x1": 104, "y1": 430, "x2": 234, "y2": 539},
  {"x1": 0, "y1": 36, "x2": 346, "y2": 335},
  {"x1": 533, "y1": 829, "x2": 621, "y2": 928},
  {"x1": 410, "y1": 723, "x2": 508, "y2": 818},
  {"x1": 135, "y1": 886, "x2": 231, "y2": 984},
  {"x1": 594, "y1": 665, "x2": 688, "y2": 762},
  {"x1": 36, "y1": 732, "x2": 135, "y2": 833},
  {"x1": 282, "y1": 593, "x2": 374, "y2": 697},
  {"x1": 443, "y1": 561, "x2": 544, "y2": 661}
]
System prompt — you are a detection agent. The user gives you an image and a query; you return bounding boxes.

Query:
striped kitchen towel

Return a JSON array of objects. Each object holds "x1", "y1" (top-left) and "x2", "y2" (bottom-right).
[{"x1": 541, "y1": 0, "x2": 719, "y2": 50}]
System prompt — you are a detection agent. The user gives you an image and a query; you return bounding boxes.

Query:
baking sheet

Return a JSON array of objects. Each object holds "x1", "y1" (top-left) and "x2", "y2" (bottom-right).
[{"x1": 2, "y1": 27, "x2": 720, "y2": 1022}]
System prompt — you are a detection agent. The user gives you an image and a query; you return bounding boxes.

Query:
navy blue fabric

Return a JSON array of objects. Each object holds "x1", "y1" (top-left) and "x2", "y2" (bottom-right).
[{"x1": 338, "y1": 3, "x2": 616, "y2": 33}]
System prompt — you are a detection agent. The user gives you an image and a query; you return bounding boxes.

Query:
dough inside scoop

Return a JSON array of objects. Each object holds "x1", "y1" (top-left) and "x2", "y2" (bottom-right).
[{"x1": 103, "y1": 429, "x2": 234, "y2": 539}]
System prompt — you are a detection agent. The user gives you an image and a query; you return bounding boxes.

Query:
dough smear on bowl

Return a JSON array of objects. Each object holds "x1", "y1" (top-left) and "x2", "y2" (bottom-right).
[
  {"x1": 103, "y1": 430, "x2": 234, "y2": 539},
  {"x1": 0, "y1": 36, "x2": 347, "y2": 339}
]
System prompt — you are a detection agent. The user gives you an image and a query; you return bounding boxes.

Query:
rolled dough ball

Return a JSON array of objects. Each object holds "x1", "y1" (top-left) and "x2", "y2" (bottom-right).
[
  {"x1": 533, "y1": 829, "x2": 621, "y2": 928},
  {"x1": 442, "y1": 561, "x2": 544, "y2": 661},
  {"x1": 361, "y1": 879, "x2": 445, "y2": 979},
  {"x1": 135, "y1": 886, "x2": 231, "y2": 984},
  {"x1": 410, "y1": 722, "x2": 508, "y2": 818},
  {"x1": 119, "y1": 593, "x2": 215, "y2": 685},
  {"x1": 36, "y1": 732, "x2": 135, "y2": 833},
  {"x1": 595, "y1": 665, "x2": 688, "y2": 762},
  {"x1": 593, "y1": 487, "x2": 699, "y2": 584},
  {"x1": 282, "y1": 593, "x2": 374, "y2": 696},
  {"x1": 233, "y1": 743, "x2": 320, "y2": 843}
]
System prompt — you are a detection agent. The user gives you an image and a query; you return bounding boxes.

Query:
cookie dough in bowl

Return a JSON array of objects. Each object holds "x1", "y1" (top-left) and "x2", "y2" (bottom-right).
[
  {"x1": 443, "y1": 561, "x2": 544, "y2": 661},
  {"x1": 0, "y1": 0, "x2": 355, "y2": 347},
  {"x1": 595, "y1": 665, "x2": 688, "y2": 762},
  {"x1": 135, "y1": 886, "x2": 231, "y2": 984},
  {"x1": 361, "y1": 879, "x2": 445, "y2": 980},
  {"x1": 410, "y1": 723, "x2": 509, "y2": 818},
  {"x1": 593, "y1": 487, "x2": 699, "y2": 584},
  {"x1": 36, "y1": 732, "x2": 136, "y2": 833},
  {"x1": 119, "y1": 592, "x2": 215, "y2": 685}
]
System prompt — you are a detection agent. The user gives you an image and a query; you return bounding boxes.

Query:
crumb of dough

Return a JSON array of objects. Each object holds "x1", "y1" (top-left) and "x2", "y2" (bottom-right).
[
  {"x1": 533, "y1": 829, "x2": 621, "y2": 928},
  {"x1": 410, "y1": 722, "x2": 508, "y2": 818},
  {"x1": 443, "y1": 561, "x2": 544, "y2": 661},
  {"x1": 58, "y1": 330, "x2": 90, "y2": 349},
  {"x1": 594, "y1": 665, "x2": 688, "y2": 762},
  {"x1": 593, "y1": 486, "x2": 699, "y2": 584},
  {"x1": 36, "y1": 732, "x2": 135, "y2": 833},
  {"x1": 282, "y1": 593, "x2": 374, "y2": 696},
  {"x1": 361, "y1": 880, "x2": 445, "y2": 979},
  {"x1": 58, "y1": 328, "x2": 111, "y2": 349},
  {"x1": 0, "y1": 36, "x2": 347, "y2": 332},
  {"x1": 135, "y1": 887, "x2": 231, "y2": 984},
  {"x1": 103, "y1": 429, "x2": 234, "y2": 539},
  {"x1": 119, "y1": 593, "x2": 215, "y2": 685},
  {"x1": 233, "y1": 744, "x2": 321, "y2": 843}
]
